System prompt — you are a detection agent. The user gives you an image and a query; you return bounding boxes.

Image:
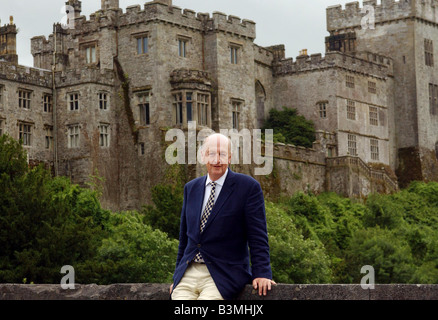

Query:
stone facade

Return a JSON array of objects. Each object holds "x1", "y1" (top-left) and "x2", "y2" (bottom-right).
[{"x1": 7, "y1": 0, "x2": 438, "y2": 211}]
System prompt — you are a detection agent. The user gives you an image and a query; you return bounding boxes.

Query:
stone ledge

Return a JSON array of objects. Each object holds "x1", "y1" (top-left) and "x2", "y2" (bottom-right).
[{"x1": 1, "y1": 284, "x2": 438, "y2": 300}]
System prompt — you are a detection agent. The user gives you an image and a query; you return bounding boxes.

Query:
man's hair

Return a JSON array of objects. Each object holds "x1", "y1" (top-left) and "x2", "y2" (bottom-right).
[{"x1": 201, "y1": 133, "x2": 232, "y2": 155}]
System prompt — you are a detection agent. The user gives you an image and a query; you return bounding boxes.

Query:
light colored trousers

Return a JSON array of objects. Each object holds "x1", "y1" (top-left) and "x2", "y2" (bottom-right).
[{"x1": 171, "y1": 262, "x2": 224, "y2": 300}]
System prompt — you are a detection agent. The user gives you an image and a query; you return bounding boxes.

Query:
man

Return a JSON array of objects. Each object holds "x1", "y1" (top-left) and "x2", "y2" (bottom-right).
[{"x1": 170, "y1": 133, "x2": 275, "y2": 300}]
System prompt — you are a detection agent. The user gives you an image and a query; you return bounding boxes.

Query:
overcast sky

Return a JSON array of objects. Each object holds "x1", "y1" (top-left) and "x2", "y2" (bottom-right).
[{"x1": 1, "y1": 0, "x2": 362, "y2": 67}]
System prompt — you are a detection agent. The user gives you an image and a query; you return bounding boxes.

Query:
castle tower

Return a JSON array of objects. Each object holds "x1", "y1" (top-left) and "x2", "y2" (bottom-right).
[
  {"x1": 65, "y1": 0, "x2": 82, "y2": 18},
  {"x1": 101, "y1": 0, "x2": 119, "y2": 11},
  {"x1": 0, "y1": 16, "x2": 18, "y2": 64},
  {"x1": 326, "y1": 0, "x2": 438, "y2": 186}
]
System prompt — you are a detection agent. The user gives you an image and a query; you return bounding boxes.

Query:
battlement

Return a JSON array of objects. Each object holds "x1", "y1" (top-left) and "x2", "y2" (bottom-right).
[
  {"x1": 62, "y1": 1, "x2": 256, "y2": 39},
  {"x1": 274, "y1": 51, "x2": 393, "y2": 78},
  {"x1": 54, "y1": 68, "x2": 115, "y2": 88},
  {"x1": 253, "y1": 44, "x2": 275, "y2": 67},
  {"x1": 0, "y1": 61, "x2": 52, "y2": 87},
  {"x1": 326, "y1": 0, "x2": 438, "y2": 32}
]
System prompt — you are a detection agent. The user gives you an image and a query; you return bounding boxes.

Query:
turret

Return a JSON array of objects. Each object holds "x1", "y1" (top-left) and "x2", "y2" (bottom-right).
[
  {"x1": 101, "y1": 0, "x2": 119, "y2": 11},
  {"x1": 0, "y1": 16, "x2": 18, "y2": 64}
]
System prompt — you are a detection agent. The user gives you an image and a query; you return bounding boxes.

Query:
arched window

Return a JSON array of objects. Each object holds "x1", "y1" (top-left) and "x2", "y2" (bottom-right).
[{"x1": 255, "y1": 80, "x2": 266, "y2": 128}]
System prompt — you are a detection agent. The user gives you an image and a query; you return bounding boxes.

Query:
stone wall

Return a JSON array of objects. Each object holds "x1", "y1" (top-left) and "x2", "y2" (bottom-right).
[{"x1": 1, "y1": 283, "x2": 437, "y2": 300}]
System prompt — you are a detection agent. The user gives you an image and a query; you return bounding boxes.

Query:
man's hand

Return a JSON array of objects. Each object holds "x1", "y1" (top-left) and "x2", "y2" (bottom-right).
[
  {"x1": 169, "y1": 283, "x2": 174, "y2": 294},
  {"x1": 252, "y1": 278, "x2": 276, "y2": 296}
]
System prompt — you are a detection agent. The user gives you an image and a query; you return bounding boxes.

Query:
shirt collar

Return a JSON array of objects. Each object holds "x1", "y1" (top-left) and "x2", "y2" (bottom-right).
[{"x1": 206, "y1": 168, "x2": 229, "y2": 187}]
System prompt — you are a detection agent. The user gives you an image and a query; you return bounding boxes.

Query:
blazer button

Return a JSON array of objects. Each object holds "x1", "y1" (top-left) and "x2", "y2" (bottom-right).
[
  {"x1": 186, "y1": 260, "x2": 190, "y2": 264},
  {"x1": 197, "y1": 244, "x2": 201, "y2": 248}
]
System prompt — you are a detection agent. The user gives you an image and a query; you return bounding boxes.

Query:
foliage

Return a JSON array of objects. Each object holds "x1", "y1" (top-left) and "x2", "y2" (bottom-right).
[
  {"x1": 262, "y1": 107, "x2": 316, "y2": 148},
  {"x1": 2, "y1": 134, "x2": 438, "y2": 284},
  {"x1": 91, "y1": 211, "x2": 178, "y2": 284}
]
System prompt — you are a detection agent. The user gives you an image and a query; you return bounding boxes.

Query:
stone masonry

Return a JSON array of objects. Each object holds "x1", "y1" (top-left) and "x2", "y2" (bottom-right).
[{"x1": 4, "y1": 0, "x2": 436, "y2": 211}]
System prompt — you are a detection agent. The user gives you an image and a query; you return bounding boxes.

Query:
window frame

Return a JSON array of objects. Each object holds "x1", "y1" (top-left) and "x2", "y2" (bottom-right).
[
  {"x1": 317, "y1": 101, "x2": 328, "y2": 119},
  {"x1": 347, "y1": 100, "x2": 356, "y2": 120},
  {"x1": 135, "y1": 34, "x2": 149, "y2": 55},
  {"x1": 18, "y1": 122, "x2": 32, "y2": 146},
  {"x1": 425, "y1": 38, "x2": 434, "y2": 67},
  {"x1": 369, "y1": 106, "x2": 379, "y2": 126},
  {"x1": 98, "y1": 123, "x2": 110, "y2": 148},
  {"x1": 137, "y1": 91, "x2": 151, "y2": 126},
  {"x1": 68, "y1": 124, "x2": 80, "y2": 148},
  {"x1": 231, "y1": 100, "x2": 242, "y2": 130},
  {"x1": 347, "y1": 134, "x2": 357, "y2": 156},
  {"x1": 18, "y1": 89, "x2": 32, "y2": 110},
  {"x1": 99, "y1": 92, "x2": 108, "y2": 111},
  {"x1": 68, "y1": 92, "x2": 80, "y2": 111},
  {"x1": 43, "y1": 93, "x2": 53, "y2": 113},
  {"x1": 370, "y1": 139, "x2": 379, "y2": 161},
  {"x1": 346, "y1": 75, "x2": 355, "y2": 88}
]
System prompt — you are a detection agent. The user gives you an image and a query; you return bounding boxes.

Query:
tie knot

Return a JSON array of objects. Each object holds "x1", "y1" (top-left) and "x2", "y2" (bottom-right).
[{"x1": 209, "y1": 181, "x2": 216, "y2": 188}]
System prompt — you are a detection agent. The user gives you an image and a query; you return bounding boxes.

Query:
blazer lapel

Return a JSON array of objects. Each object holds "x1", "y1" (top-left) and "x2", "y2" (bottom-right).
[
  {"x1": 191, "y1": 176, "x2": 207, "y2": 233},
  {"x1": 202, "y1": 169, "x2": 236, "y2": 233}
]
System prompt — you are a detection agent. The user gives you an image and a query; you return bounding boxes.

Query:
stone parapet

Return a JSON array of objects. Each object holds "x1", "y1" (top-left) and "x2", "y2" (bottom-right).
[
  {"x1": 1, "y1": 284, "x2": 437, "y2": 300},
  {"x1": 274, "y1": 51, "x2": 393, "y2": 79}
]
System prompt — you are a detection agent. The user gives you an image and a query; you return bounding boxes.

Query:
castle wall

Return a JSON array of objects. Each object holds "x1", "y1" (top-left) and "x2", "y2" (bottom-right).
[{"x1": 0, "y1": 62, "x2": 53, "y2": 164}]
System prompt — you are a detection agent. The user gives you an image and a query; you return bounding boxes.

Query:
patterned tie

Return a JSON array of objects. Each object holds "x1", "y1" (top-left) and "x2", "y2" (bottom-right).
[{"x1": 194, "y1": 181, "x2": 216, "y2": 263}]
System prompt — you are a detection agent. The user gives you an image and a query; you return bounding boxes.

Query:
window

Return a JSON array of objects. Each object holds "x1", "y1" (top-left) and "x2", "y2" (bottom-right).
[
  {"x1": 370, "y1": 139, "x2": 379, "y2": 161},
  {"x1": 45, "y1": 126, "x2": 53, "y2": 150},
  {"x1": 99, "y1": 92, "x2": 108, "y2": 110},
  {"x1": 178, "y1": 38, "x2": 188, "y2": 57},
  {"x1": 99, "y1": 124, "x2": 110, "y2": 147},
  {"x1": 230, "y1": 46, "x2": 239, "y2": 64},
  {"x1": 19, "y1": 123, "x2": 32, "y2": 146},
  {"x1": 0, "y1": 85, "x2": 3, "y2": 108},
  {"x1": 425, "y1": 39, "x2": 434, "y2": 67},
  {"x1": 68, "y1": 125, "x2": 80, "y2": 148},
  {"x1": 136, "y1": 36, "x2": 148, "y2": 55},
  {"x1": 318, "y1": 102, "x2": 327, "y2": 119},
  {"x1": 85, "y1": 46, "x2": 97, "y2": 64},
  {"x1": 346, "y1": 75, "x2": 355, "y2": 88},
  {"x1": 43, "y1": 93, "x2": 52, "y2": 113},
  {"x1": 197, "y1": 93, "x2": 209, "y2": 126},
  {"x1": 369, "y1": 106, "x2": 379, "y2": 126},
  {"x1": 69, "y1": 93, "x2": 79, "y2": 111},
  {"x1": 139, "y1": 142, "x2": 145, "y2": 155},
  {"x1": 368, "y1": 81, "x2": 377, "y2": 94},
  {"x1": 18, "y1": 89, "x2": 31, "y2": 109},
  {"x1": 347, "y1": 100, "x2": 356, "y2": 120},
  {"x1": 138, "y1": 92, "x2": 150, "y2": 126},
  {"x1": 0, "y1": 119, "x2": 4, "y2": 136},
  {"x1": 347, "y1": 134, "x2": 357, "y2": 156},
  {"x1": 232, "y1": 100, "x2": 241, "y2": 130},
  {"x1": 186, "y1": 92, "x2": 193, "y2": 122},
  {"x1": 173, "y1": 91, "x2": 210, "y2": 126},
  {"x1": 173, "y1": 92, "x2": 183, "y2": 125},
  {"x1": 429, "y1": 83, "x2": 438, "y2": 115}
]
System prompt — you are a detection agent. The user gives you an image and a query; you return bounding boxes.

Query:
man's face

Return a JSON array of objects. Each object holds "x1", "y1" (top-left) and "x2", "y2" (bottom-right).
[{"x1": 203, "y1": 136, "x2": 231, "y2": 181}]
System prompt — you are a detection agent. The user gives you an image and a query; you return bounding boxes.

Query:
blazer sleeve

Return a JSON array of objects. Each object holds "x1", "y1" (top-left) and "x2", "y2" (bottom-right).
[
  {"x1": 244, "y1": 181, "x2": 273, "y2": 280},
  {"x1": 175, "y1": 184, "x2": 188, "y2": 268}
]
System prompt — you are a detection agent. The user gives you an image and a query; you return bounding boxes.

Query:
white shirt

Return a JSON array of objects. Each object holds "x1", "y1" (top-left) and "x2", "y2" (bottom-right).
[{"x1": 201, "y1": 168, "x2": 228, "y2": 215}]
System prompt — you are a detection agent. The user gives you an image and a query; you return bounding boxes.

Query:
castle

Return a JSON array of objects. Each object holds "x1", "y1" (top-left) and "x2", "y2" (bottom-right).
[{"x1": 1, "y1": 0, "x2": 436, "y2": 211}]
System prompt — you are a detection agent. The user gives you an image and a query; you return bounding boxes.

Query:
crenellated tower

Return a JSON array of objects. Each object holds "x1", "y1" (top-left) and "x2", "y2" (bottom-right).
[
  {"x1": 0, "y1": 16, "x2": 18, "y2": 64},
  {"x1": 326, "y1": 0, "x2": 438, "y2": 186}
]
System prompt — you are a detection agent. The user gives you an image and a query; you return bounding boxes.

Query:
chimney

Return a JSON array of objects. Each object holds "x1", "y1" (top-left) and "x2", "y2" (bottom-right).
[
  {"x1": 65, "y1": 0, "x2": 82, "y2": 18},
  {"x1": 0, "y1": 16, "x2": 18, "y2": 64},
  {"x1": 101, "y1": 0, "x2": 120, "y2": 11}
]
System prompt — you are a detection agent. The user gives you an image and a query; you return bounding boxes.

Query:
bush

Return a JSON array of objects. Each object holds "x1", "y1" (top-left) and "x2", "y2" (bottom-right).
[{"x1": 262, "y1": 107, "x2": 316, "y2": 148}]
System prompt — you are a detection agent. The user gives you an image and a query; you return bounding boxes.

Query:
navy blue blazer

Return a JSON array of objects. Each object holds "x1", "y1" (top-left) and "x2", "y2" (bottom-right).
[{"x1": 172, "y1": 169, "x2": 272, "y2": 300}]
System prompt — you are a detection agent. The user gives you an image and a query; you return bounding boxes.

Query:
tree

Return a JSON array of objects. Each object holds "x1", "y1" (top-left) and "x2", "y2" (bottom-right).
[{"x1": 262, "y1": 107, "x2": 316, "y2": 148}]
